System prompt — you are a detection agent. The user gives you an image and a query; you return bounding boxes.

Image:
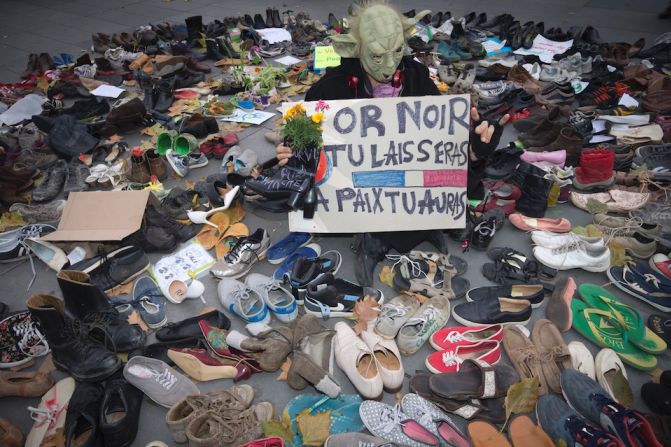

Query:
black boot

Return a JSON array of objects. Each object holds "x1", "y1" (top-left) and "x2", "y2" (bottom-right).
[
  {"x1": 26, "y1": 294, "x2": 121, "y2": 381},
  {"x1": 351, "y1": 233, "x2": 390, "y2": 287},
  {"x1": 65, "y1": 382, "x2": 104, "y2": 447},
  {"x1": 142, "y1": 80, "x2": 156, "y2": 112},
  {"x1": 153, "y1": 78, "x2": 174, "y2": 113},
  {"x1": 205, "y1": 38, "x2": 225, "y2": 60},
  {"x1": 57, "y1": 270, "x2": 146, "y2": 352},
  {"x1": 185, "y1": 15, "x2": 203, "y2": 43},
  {"x1": 515, "y1": 172, "x2": 552, "y2": 218},
  {"x1": 265, "y1": 8, "x2": 274, "y2": 28},
  {"x1": 253, "y1": 13, "x2": 267, "y2": 29},
  {"x1": 272, "y1": 9, "x2": 283, "y2": 27}
]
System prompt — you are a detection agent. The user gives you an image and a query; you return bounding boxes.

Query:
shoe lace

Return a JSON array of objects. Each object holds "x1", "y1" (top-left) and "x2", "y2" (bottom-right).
[
  {"x1": 441, "y1": 350, "x2": 464, "y2": 368},
  {"x1": 373, "y1": 404, "x2": 405, "y2": 436},
  {"x1": 379, "y1": 302, "x2": 411, "y2": 320},
  {"x1": 231, "y1": 284, "x2": 255, "y2": 314},
  {"x1": 386, "y1": 254, "x2": 441, "y2": 288},
  {"x1": 225, "y1": 238, "x2": 256, "y2": 264},
  {"x1": 80, "y1": 311, "x2": 117, "y2": 351},
  {"x1": 12, "y1": 318, "x2": 49, "y2": 358},
  {"x1": 442, "y1": 330, "x2": 466, "y2": 343},
  {"x1": 27, "y1": 394, "x2": 67, "y2": 431}
]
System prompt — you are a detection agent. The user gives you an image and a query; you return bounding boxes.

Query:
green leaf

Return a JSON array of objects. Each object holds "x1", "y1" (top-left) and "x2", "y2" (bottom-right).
[
  {"x1": 612, "y1": 369, "x2": 634, "y2": 408},
  {"x1": 503, "y1": 377, "x2": 540, "y2": 430},
  {"x1": 556, "y1": 440, "x2": 568, "y2": 447},
  {"x1": 586, "y1": 198, "x2": 608, "y2": 215},
  {"x1": 263, "y1": 420, "x2": 293, "y2": 446}
]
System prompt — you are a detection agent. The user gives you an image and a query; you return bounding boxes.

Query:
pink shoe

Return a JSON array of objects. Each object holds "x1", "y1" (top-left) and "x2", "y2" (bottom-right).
[
  {"x1": 508, "y1": 212, "x2": 572, "y2": 232},
  {"x1": 475, "y1": 198, "x2": 516, "y2": 216},
  {"x1": 425, "y1": 340, "x2": 501, "y2": 374},
  {"x1": 430, "y1": 325, "x2": 503, "y2": 351},
  {"x1": 521, "y1": 149, "x2": 566, "y2": 167}
]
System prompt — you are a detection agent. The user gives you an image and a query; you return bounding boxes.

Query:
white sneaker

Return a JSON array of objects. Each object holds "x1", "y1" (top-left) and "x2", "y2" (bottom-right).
[
  {"x1": 218, "y1": 278, "x2": 270, "y2": 324},
  {"x1": 334, "y1": 322, "x2": 383, "y2": 399},
  {"x1": 531, "y1": 230, "x2": 605, "y2": 249},
  {"x1": 360, "y1": 330, "x2": 404, "y2": 392},
  {"x1": 595, "y1": 348, "x2": 631, "y2": 403},
  {"x1": 533, "y1": 240, "x2": 611, "y2": 272},
  {"x1": 568, "y1": 341, "x2": 595, "y2": 380},
  {"x1": 396, "y1": 295, "x2": 450, "y2": 356},
  {"x1": 244, "y1": 273, "x2": 297, "y2": 323}
]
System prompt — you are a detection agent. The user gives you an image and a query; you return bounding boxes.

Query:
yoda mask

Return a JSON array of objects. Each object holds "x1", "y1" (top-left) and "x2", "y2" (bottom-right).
[{"x1": 332, "y1": 4, "x2": 430, "y2": 83}]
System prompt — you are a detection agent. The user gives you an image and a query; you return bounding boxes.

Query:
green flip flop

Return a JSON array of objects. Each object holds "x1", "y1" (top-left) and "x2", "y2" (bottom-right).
[
  {"x1": 578, "y1": 283, "x2": 667, "y2": 354},
  {"x1": 173, "y1": 133, "x2": 198, "y2": 155},
  {"x1": 156, "y1": 131, "x2": 177, "y2": 156},
  {"x1": 571, "y1": 300, "x2": 657, "y2": 371}
]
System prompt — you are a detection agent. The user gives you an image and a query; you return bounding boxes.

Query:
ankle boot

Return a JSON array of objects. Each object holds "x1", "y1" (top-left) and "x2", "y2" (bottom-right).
[
  {"x1": 185, "y1": 16, "x2": 203, "y2": 42},
  {"x1": 265, "y1": 8, "x2": 274, "y2": 28},
  {"x1": 253, "y1": 13, "x2": 267, "y2": 29},
  {"x1": 153, "y1": 78, "x2": 174, "y2": 113},
  {"x1": 142, "y1": 80, "x2": 156, "y2": 111},
  {"x1": 26, "y1": 294, "x2": 121, "y2": 382},
  {"x1": 146, "y1": 148, "x2": 167, "y2": 180},
  {"x1": 129, "y1": 150, "x2": 151, "y2": 183},
  {"x1": 57, "y1": 270, "x2": 146, "y2": 352},
  {"x1": 520, "y1": 117, "x2": 563, "y2": 147},
  {"x1": 205, "y1": 38, "x2": 225, "y2": 60},
  {"x1": 272, "y1": 9, "x2": 282, "y2": 28},
  {"x1": 216, "y1": 36, "x2": 240, "y2": 58},
  {"x1": 515, "y1": 172, "x2": 553, "y2": 217}
]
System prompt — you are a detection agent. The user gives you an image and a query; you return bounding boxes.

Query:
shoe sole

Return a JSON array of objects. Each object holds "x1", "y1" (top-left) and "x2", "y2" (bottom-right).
[
  {"x1": 606, "y1": 268, "x2": 671, "y2": 313},
  {"x1": 451, "y1": 310, "x2": 529, "y2": 328},
  {"x1": 267, "y1": 236, "x2": 314, "y2": 265},
  {"x1": 547, "y1": 276, "x2": 576, "y2": 331},
  {"x1": 103, "y1": 262, "x2": 151, "y2": 293}
]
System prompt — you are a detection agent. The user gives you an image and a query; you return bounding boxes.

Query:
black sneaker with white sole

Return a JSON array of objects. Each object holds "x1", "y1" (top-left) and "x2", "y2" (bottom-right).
[
  {"x1": 289, "y1": 250, "x2": 342, "y2": 303},
  {"x1": 304, "y1": 273, "x2": 383, "y2": 319},
  {"x1": 465, "y1": 284, "x2": 545, "y2": 308},
  {"x1": 452, "y1": 295, "x2": 531, "y2": 327}
]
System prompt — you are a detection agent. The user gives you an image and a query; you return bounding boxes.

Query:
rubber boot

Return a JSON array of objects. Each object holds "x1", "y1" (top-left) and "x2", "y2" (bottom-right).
[
  {"x1": 26, "y1": 294, "x2": 121, "y2": 382},
  {"x1": 57, "y1": 270, "x2": 146, "y2": 352}
]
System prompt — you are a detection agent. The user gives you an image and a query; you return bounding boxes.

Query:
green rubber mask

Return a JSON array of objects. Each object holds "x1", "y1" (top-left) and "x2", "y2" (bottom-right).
[{"x1": 358, "y1": 5, "x2": 406, "y2": 83}]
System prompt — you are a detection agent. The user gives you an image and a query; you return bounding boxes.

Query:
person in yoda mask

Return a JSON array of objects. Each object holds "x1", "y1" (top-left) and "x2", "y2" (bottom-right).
[{"x1": 276, "y1": 2, "x2": 510, "y2": 286}]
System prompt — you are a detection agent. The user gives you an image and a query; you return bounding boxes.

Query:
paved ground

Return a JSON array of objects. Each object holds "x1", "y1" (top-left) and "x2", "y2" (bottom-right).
[{"x1": 0, "y1": 1, "x2": 670, "y2": 446}]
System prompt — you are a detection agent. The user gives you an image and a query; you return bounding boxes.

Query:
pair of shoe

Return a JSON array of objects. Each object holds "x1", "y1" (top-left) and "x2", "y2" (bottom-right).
[
  {"x1": 334, "y1": 322, "x2": 403, "y2": 399},
  {"x1": 360, "y1": 394, "x2": 469, "y2": 447},
  {"x1": 218, "y1": 272, "x2": 297, "y2": 324},
  {"x1": 375, "y1": 294, "x2": 451, "y2": 356},
  {"x1": 388, "y1": 250, "x2": 470, "y2": 298},
  {"x1": 426, "y1": 323, "x2": 503, "y2": 374},
  {"x1": 454, "y1": 284, "x2": 539, "y2": 327},
  {"x1": 166, "y1": 149, "x2": 208, "y2": 177},
  {"x1": 129, "y1": 147, "x2": 167, "y2": 182},
  {"x1": 537, "y1": 369, "x2": 661, "y2": 447},
  {"x1": 110, "y1": 276, "x2": 166, "y2": 328},
  {"x1": 211, "y1": 228, "x2": 271, "y2": 279},
  {"x1": 509, "y1": 212, "x2": 572, "y2": 232},
  {"x1": 303, "y1": 272, "x2": 381, "y2": 319},
  {"x1": 607, "y1": 260, "x2": 671, "y2": 312},
  {"x1": 199, "y1": 132, "x2": 239, "y2": 159},
  {"x1": 482, "y1": 246, "x2": 557, "y2": 285},
  {"x1": 287, "y1": 249, "x2": 342, "y2": 301},
  {"x1": 573, "y1": 148, "x2": 615, "y2": 190},
  {"x1": 532, "y1": 231, "x2": 611, "y2": 272}
]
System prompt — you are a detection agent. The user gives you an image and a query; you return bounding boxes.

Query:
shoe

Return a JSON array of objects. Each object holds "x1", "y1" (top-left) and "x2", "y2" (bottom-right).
[
  {"x1": 374, "y1": 294, "x2": 421, "y2": 339},
  {"x1": 536, "y1": 394, "x2": 623, "y2": 447},
  {"x1": 546, "y1": 276, "x2": 576, "y2": 332},
  {"x1": 304, "y1": 273, "x2": 383, "y2": 319},
  {"x1": 32, "y1": 159, "x2": 67, "y2": 202},
  {"x1": 123, "y1": 356, "x2": 200, "y2": 408},
  {"x1": 503, "y1": 325, "x2": 548, "y2": 394},
  {"x1": 273, "y1": 244, "x2": 321, "y2": 280},
  {"x1": 452, "y1": 295, "x2": 532, "y2": 327},
  {"x1": 390, "y1": 251, "x2": 470, "y2": 299},
  {"x1": 155, "y1": 310, "x2": 230, "y2": 342},
  {"x1": 531, "y1": 231, "x2": 605, "y2": 250},
  {"x1": 568, "y1": 341, "x2": 596, "y2": 379},
  {"x1": 245, "y1": 273, "x2": 297, "y2": 323},
  {"x1": 606, "y1": 261, "x2": 671, "y2": 312},
  {"x1": 648, "y1": 314, "x2": 671, "y2": 347},
  {"x1": 532, "y1": 319, "x2": 572, "y2": 394},
  {"x1": 430, "y1": 324, "x2": 503, "y2": 351},
  {"x1": 165, "y1": 385, "x2": 255, "y2": 443},
  {"x1": 9, "y1": 200, "x2": 66, "y2": 224},
  {"x1": 166, "y1": 149, "x2": 189, "y2": 177},
  {"x1": 84, "y1": 245, "x2": 149, "y2": 293},
  {"x1": 515, "y1": 172, "x2": 553, "y2": 218},
  {"x1": 325, "y1": 433, "x2": 391, "y2": 447},
  {"x1": 0, "y1": 370, "x2": 54, "y2": 398},
  {"x1": 352, "y1": 233, "x2": 390, "y2": 287},
  {"x1": 360, "y1": 330, "x2": 404, "y2": 391},
  {"x1": 130, "y1": 276, "x2": 167, "y2": 328},
  {"x1": 466, "y1": 284, "x2": 545, "y2": 308},
  {"x1": 64, "y1": 381, "x2": 104, "y2": 447},
  {"x1": 167, "y1": 347, "x2": 239, "y2": 381},
  {"x1": 509, "y1": 213, "x2": 571, "y2": 232},
  {"x1": 266, "y1": 232, "x2": 312, "y2": 264},
  {"x1": 484, "y1": 144, "x2": 524, "y2": 179},
  {"x1": 334, "y1": 322, "x2": 383, "y2": 399},
  {"x1": 0, "y1": 419, "x2": 24, "y2": 447},
  {"x1": 0, "y1": 224, "x2": 55, "y2": 263},
  {"x1": 401, "y1": 394, "x2": 469, "y2": 447},
  {"x1": 288, "y1": 250, "x2": 342, "y2": 303},
  {"x1": 210, "y1": 228, "x2": 270, "y2": 279},
  {"x1": 186, "y1": 402, "x2": 274, "y2": 446},
  {"x1": 57, "y1": 270, "x2": 146, "y2": 352},
  {"x1": 360, "y1": 401, "x2": 440, "y2": 446},
  {"x1": 218, "y1": 278, "x2": 270, "y2": 324},
  {"x1": 99, "y1": 370, "x2": 143, "y2": 447},
  {"x1": 533, "y1": 240, "x2": 610, "y2": 272},
  {"x1": 397, "y1": 295, "x2": 450, "y2": 356},
  {"x1": 426, "y1": 339, "x2": 501, "y2": 374},
  {"x1": 595, "y1": 348, "x2": 632, "y2": 404},
  {"x1": 561, "y1": 369, "x2": 661, "y2": 447},
  {"x1": 574, "y1": 149, "x2": 615, "y2": 190}
]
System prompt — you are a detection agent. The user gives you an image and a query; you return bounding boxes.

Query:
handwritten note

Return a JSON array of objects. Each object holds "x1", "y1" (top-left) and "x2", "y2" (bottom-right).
[{"x1": 314, "y1": 46, "x2": 342, "y2": 71}]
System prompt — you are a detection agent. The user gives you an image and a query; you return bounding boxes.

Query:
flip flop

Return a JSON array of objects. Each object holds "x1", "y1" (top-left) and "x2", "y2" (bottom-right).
[
  {"x1": 509, "y1": 415, "x2": 553, "y2": 447},
  {"x1": 468, "y1": 421, "x2": 512, "y2": 447},
  {"x1": 429, "y1": 359, "x2": 519, "y2": 400},
  {"x1": 570, "y1": 300, "x2": 657, "y2": 371},
  {"x1": 578, "y1": 283, "x2": 667, "y2": 354}
]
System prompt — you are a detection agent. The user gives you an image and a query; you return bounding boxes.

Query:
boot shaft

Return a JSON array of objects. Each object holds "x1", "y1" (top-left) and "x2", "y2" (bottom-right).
[
  {"x1": 516, "y1": 173, "x2": 552, "y2": 217},
  {"x1": 130, "y1": 152, "x2": 151, "y2": 183},
  {"x1": 146, "y1": 148, "x2": 167, "y2": 180},
  {"x1": 26, "y1": 294, "x2": 69, "y2": 344},
  {"x1": 57, "y1": 270, "x2": 113, "y2": 319}
]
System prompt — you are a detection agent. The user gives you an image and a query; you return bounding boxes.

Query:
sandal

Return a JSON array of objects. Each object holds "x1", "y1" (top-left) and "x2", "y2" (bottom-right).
[
  {"x1": 570, "y1": 300, "x2": 657, "y2": 371},
  {"x1": 578, "y1": 283, "x2": 667, "y2": 354},
  {"x1": 428, "y1": 358, "x2": 519, "y2": 400},
  {"x1": 487, "y1": 247, "x2": 557, "y2": 280}
]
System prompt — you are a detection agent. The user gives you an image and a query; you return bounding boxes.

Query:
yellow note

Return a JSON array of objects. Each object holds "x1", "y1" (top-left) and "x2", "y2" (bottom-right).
[{"x1": 313, "y1": 45, "x2": 341, "y2": 70}]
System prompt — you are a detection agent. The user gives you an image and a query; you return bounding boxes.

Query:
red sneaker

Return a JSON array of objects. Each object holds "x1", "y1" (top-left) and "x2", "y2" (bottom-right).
[
  {"x1": 430, "y1": 325, "x2": 503, "y2": 351},
  {"x1": 425, "y1": 340, "x2": 501, "y2": 374},
  {"x1": 651, "y1": 254, "x2": 671, "y2": 279},
  {"x1": 222, "y1": 132, "x2": 239, "y2": 147}
]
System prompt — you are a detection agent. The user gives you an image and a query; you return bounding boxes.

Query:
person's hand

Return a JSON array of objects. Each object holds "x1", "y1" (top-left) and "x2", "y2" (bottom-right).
[
  {"x1": 469, "y1": 107, "x2": 510, "y2": 161},
  {"x1": 276, "y1": 144, "x2": 292, "y2": 166},
  {"x1": 471, "y1": 107, "x2": 510, "y2": 144}
]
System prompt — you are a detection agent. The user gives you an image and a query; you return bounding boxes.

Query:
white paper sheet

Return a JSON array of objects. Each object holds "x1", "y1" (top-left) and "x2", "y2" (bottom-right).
[
  {"x1": 513, "y1": 35, "x2": 573, "y2": 63},
  {"x1": 618, "y1": 93, "x2": 639, "y2": 108},
  {"x1": 275, "y1": 55, "x2": 303, "y2": 66},
  {"x1": 218, "y1": 108, "x2": 275, "y2": 125},
  {"x1": 0, "y1": 94, "x2": 46, "y2": 125},
  {"x1": 257, "y1": 28, "x2": 292, "y2": 44},
  {"x1": 90, "y1": 84, "x2": 125, "y2": 98}
]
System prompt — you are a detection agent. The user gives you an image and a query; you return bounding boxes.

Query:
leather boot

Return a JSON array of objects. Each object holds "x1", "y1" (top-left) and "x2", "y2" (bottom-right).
[
  {"x1": 64, "y1": 382, "x2": 104, "y2": 447},
  {"x1": 26, "y1": 294, "x2": 121, "y2": 382},
  {"x1": 205, "y1": 38, "x2": 225, "y2": 60},
  {"x1": 142, "y1": 79, "x2": 156, "y2": 111},
  {"x1": 352, "y1": 232, "x2": 390, "y2": 286},
  {"x1": 272, "y1": 9, "x2": 282, "y2": 28},
  {"x1": 519, "y1": 118, "x2": 563, "y2": 147},
  {"x1": 21, "y1": 53, "x2": 39, "y2": 79},
  {"x1": 515, "y1": 172, "x2": 553, "y2": 217},
  {"x1": 527, "y1": 127, "x2": 583, "y2": 165},
  {"x1": 146, "y1": 148, "x2": 167, "y2": 180},
  {"x1": 56, "y1": 270, "x2": 146, "y2": 352},
  {"x1": 265, "y1": 8, "x2": 274, "y2": 28},
  {"x1": 216, "y1": 36, "x2": 240, "y2": 58},
  {"x1": 153, "y1": 78, "x2": 174, "y2": 113},
  {"x1": 129, "y1": 150, "x2": 151, "y2": 183},
  {"x1": 185, "y1": 15, "x2": 203, "y2": 42}
]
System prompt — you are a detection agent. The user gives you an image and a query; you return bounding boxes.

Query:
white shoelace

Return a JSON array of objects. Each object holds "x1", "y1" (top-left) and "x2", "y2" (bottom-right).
[
  {"x1": 386, "y1": 254, "x2": 441, "y2": 288},
  {"x1": 373, "y1": 404, "x2": 405, "y2": 435},
  {"x1": 442, "y1": 330, "x2": 465, "y2": 344},
  {"x1": 154, "y1": 368, "x2": 177, "y2": 390},
  {"x1": 380, "y1": 302, "x2": 410, "y2": 320},
  {"x1": 441, "y1": 350, "x2": 464, "y2": 368},
  {"x1": 14, "y1": 318, "x2": 48, "y2": 357}
]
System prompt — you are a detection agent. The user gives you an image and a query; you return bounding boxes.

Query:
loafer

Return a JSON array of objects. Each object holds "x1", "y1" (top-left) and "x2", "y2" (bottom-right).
[
  {"x1": 466, "y1": 284, "x2": 545, "y2": 308},
  {"x1": 509, "y1": 213, "x2": 571, "y2": 233},
  {"x1": 452, "y1": 295, "x2": 532, "y2": 327}
]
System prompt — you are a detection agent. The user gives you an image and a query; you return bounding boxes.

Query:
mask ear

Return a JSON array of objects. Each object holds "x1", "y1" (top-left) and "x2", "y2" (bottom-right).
[
  {"x1": 332, "y1": 33, "x2": 359, "y2": 58},
  {"x1": 402, "y1": 9, "x2": 431, "y2": 38}
]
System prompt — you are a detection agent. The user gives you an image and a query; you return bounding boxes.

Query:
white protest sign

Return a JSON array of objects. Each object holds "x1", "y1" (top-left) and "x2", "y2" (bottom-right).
[{"x1": 288, "y1": 95, "x2": 470, "y2": 233}]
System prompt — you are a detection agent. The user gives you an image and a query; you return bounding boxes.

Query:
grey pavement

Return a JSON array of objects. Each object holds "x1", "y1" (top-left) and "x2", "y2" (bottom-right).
[{"x1": 0, "y1": 1, "x2": 670, "y2": 446}]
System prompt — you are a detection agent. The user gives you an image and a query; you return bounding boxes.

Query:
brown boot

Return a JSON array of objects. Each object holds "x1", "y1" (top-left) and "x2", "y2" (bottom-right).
[
  {"x1": 0, "y1": 418, "x2": 24, "y2": 447},
  {"x1": 0, "y1": 371, "x2": 55, "y2": 398},
  {"x1": 129, "y1": 150, "x2": 151, "y2": 183},
  {"x1": 146, "y1": 148, "x2": 167, "y2": 180}
]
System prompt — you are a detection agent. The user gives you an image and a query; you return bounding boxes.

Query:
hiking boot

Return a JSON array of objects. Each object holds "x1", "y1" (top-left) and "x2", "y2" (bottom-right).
[
  {"x1": 186, "y1": 403, "x2": 274, "y2": 447},
  {"x1": 27, "y1": 294, "x2": 121, "y2": 381},
  {"x1": 351, "y1": 233, "x2": 390, "y2": 287},
  {"x1": 397, "y1": 295, "x2": 450, "y2": 355},
  {"x1": 64, "y1": 381, "x2": 104, "y2": 447},
  {"x1": 82, "y1": 245, "x2": 150, "y2": 293},
  {"x1": 57, "y1": 270, "x2": 146, "y2": 352},
  {"x1": 146, "y1": 148, "x2": 167, "y2": 180},
  {"x1": 166, "y1": 385, "x2": 255, "y2": 443}
]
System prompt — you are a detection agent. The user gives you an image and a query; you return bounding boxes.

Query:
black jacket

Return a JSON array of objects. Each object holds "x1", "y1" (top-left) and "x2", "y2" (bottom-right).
[{"x1": 305, "y1": 56, "x2": 440, "y2": 101}]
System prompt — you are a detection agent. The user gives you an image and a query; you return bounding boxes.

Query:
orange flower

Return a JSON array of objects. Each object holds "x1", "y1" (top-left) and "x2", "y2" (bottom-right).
[{"x1": 311, "y1": 112, "x2": 324, "y2": 124}]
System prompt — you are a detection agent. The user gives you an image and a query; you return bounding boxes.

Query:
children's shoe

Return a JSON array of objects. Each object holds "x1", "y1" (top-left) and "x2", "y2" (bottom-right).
[
  {"x1": 218, "y1": 278, "x2": 270, "y2": 324},
  {"x1": 245, "y1": 273, "x2": 297, "y2": 323}
]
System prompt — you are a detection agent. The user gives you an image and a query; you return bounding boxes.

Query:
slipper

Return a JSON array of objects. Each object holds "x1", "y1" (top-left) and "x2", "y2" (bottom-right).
[
  {"x1": 595, "y1": 348, "x2": 632, "y2": 404},
  {"x1": 546, "y1": 276, "x2": 575, "y2": 332},
  {"x1": 578, "y1": 283, "x2": 667, "y2": 354},
  {"x1": 429, "y1": 359, "x2": 519, "y2": 400},
  {"x1": 570, "y1": 300, "x2": 657, "y2": 371},
  {"x1": 509, "y1": 415, "x2": 553, "y2": 447},
  {"x1": 468, "y1": 421, "x2": 512, "y2": 447}
]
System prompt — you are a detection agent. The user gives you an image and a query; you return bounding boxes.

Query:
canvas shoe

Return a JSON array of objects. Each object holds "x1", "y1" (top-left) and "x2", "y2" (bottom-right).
[
  {"x1": 568, "y1": 341, "x2": 596, "y2": 380},
  {"x1": 0, "y1": 310, "x2": 50, "y2": 368},
  {"x1": 245, "y1": 273, "x2": 297, "y2": 323},
  {"x1": 400, "y1": 394, "x2": 470, "y2": 447},
  {"x1": 218, "y1": 278, "x2": 270, "y2": 324},
  {"x1": 374, "y1": 294, "x2": 421, "y2": 339},
  {"x1": 533, "y1": 240, "x2": 611, "y2": 272},
  {"x1": 123, "y1": 356, "x2": 200, "y2": 408},
  {"x1": 25, "y1": 377, "x2": 76, "y2": 447},
  {"x1": 531, "y1": 230, "x2": 605, "y2": 250},
  {"x1": 166, "y1": 149, "x2": 189, "y2": 177},
  {"x1": 131, "y1": 276, "x2": 166, "y2": 328},
  {"x1": 324, "y1": 433, "x2": 393, "y2": 447},
  {"x1": 273, "y1": 243, "x2": 321, "y2": 280},
  {"x1": 0, "y1": 224, "x2": 56, "y2": 263},
  {"x1": 303, "y1": 273, "x2": 383, "y2": 319},
  {"x1": 210, "y1": 228, "x2": 270, "y2": 279},
  {"x1": 266, "y1": 232, "x2": 312, "y2": 264},
  {"x1": 650, "y1": 253, "x2": 671, "y2": 279},
  {"x1": 396, "y1": 295, "x2": 450, "y2": 356},
  {"x1": 334, "y1": 322, "x2": 384, "y2": 399},
  {"x1": 360, "y1": 330, "x2": 404, "y2": 392},
  {"x1": 426, "y1": 340, "x2": 501, "y2": 374},
  {"x1": 220, "y1": 145, "x2": 258, "y2": 177},
  {"x1": 466, "y1": 284, "x2": 546, "y2": 308},
  {"x1": 607, "y1": 260, "x2": 671, "y2": 312},
  {"x1": 289, "y1": 250, "x2": 343, "y2": 303},
  {"x1": 430, "y1": 324, "x2": 504, "y2": 351},
  {"x1": 360, "y1": 402, "x2": 440, "y2": 447}
]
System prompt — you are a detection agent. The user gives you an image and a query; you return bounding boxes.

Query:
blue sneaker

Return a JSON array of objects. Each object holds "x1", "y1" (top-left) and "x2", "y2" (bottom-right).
[
  {"x1": 218, "y1": 278, "x2": 270, "y2": 324},
  {"x1": 536, "y1": 394, "x2": 622, "y2": 447},
  {"x1": 245, "y1": 273, "x2": 298, "y2": 323},
  {"x1": 561, "y1": 369, "x2": 662, "y2": 447},
  {"x1": 132, "y1": 276, "x2": 167, "y2": 329},
  {"x1": 273, "y1": 243, "x2": 321, "y2": 280},
  {"x1": 267, "y1": 232, "x2": 313, "y2": 264}
]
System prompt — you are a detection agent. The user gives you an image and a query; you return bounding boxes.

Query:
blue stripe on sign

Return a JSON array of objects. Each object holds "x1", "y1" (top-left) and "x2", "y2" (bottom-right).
[{"x1": 352, "y1": 171, "x2": 405, "y2": 187}]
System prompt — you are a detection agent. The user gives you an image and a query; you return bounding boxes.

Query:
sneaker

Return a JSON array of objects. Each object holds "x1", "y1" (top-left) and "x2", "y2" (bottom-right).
[
  {"x1": 123, "y1": 356, "x2": 200, "y2": 408},
  {"x1": 25, "y1": 377, "x2": 76, "y2": 447},
  {"x1": 430, "y1": 324, "x2": 504, "y2": 351},
  {"x1": 166, "y1": 150, "x2": 189, "y2": 177},
  {"x1": 220, "y1": 145, "x2": 258, "y2": 176},
  {"x1": 218, "y1": 278, "x2": 270, "y2": 324},
  {"x1": 185, "y1": 402, "x2": 274, "y2": 446},
  {"x1": 425, "y1": 340, "x2": 501, "y2": 374},
  {"x1": 536, "y1": 394, "x2": 623, "y2": 447},
  {"x1": 533, "y1": 240, "x2": 611, "y2": 272},
  {"x1": 360, "y1": 402, "x2": 440, "y2": 447},
  {"x1": 272, "y1": 243, "x2": 321, "y2": 280},
  {"x1": 396, "y1": 295, "x2": 450, "y2": 356},
  {"x1": 466, "y1": 284, "x2": 546, "y2": 308},
  {"x1": 210, "y1": 228, "x2": 270, "y2": 279},
  {"x1": 0, "y1": 311, "x2": 49, "y2": 368},
  {"x1": 87, "y1": 245, "x2": 150, "y2": 292},
  {"x1": 531, "y1": 230, "x2": 605, "y2": 249},
  {"x1": 267, "y1": 232, "x2": 312, "y2": 264},
  {"x1": 245, "y1": 273, "x2": 297, "y2": 323},
  {"x1": 303, "y1": 273, "x2": 383, "y2": 319},
  {"x1": 0, "y1": 224, "x2": 55, "y2": 263},
  {"x1": 324, "y1": 433, "x2": 394, "y2": 447},
  {"x1": 452, "y1": 295, "x2": 532, "y2": 327},
  {"x1": 187, "y1": 152, "x2": 208, "y2": 169},
  {"x1": 132, "y1": 276, "x2": 167, "y2": 328},
  {"x1": 400, "y1": 393, "x2": 470, "y2": 447},
  {"x1": 9, "y1": 200, "x2": 66, "y2": 224},
  {"x1": 374, "y1": 295, "x2": 421, "y2": 339},
  {"x1": 289, "y1": 250, "x2": 343, "y2": 303},
  {"x1": 560, "y1": 369, "x2": 661, "y2": 447}
]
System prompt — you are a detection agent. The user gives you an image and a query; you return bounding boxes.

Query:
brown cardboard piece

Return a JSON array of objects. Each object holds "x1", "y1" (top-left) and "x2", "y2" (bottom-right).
[{"x1": 41, "y1": 190, "x2": 151, "y2": 242}]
